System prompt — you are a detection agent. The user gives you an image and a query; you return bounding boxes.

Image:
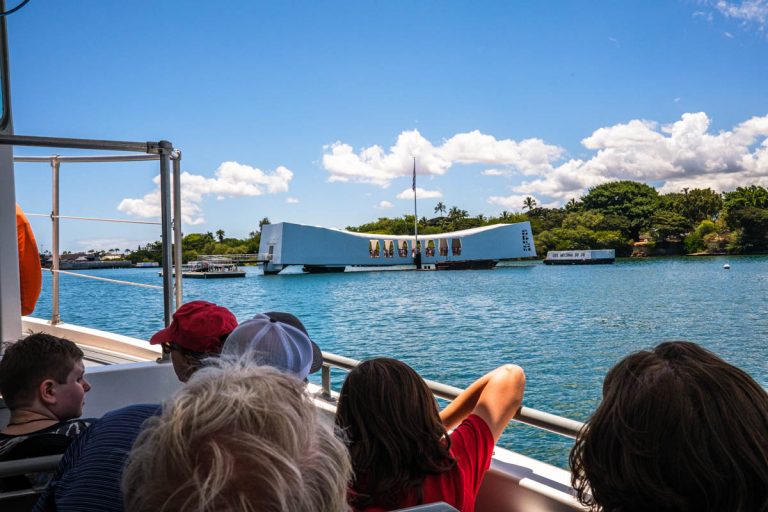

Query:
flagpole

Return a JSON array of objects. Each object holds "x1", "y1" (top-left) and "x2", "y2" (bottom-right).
[{"x1": 413, "y1": 157, "x2": 421, "y2": 269}]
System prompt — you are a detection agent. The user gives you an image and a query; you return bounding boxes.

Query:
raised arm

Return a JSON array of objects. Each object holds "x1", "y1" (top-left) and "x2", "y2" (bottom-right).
[{"x1": 439, "y1": 364, "x2": 525, "y2": 441}]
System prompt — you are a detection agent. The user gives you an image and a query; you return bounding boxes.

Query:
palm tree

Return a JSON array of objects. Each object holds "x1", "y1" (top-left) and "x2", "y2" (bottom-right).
[
  {"x1": 434, "y1": 201, "x2": 447, "y2": 217},
  {"x1": 523, "y1": 196, "x2": 537, "y2": 211},
  {"x1": 565, "y1": 198, "x2": 579, "y2": 211},
  {"x1": 259, "y1": 217, "x2": 271, "y2": 231},
  {"x1": 448, "y1": 206, "x2": 462, "y2": 220},
  {"x1": 500, "y1": 210, "x2": 511, "y2": 221}
]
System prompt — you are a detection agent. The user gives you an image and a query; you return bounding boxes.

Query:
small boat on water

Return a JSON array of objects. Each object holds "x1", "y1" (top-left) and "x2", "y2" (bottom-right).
[
  {"x1": 159, "y1": 258, "x2": 246, "y2": 279},
  {"x1": 543, "y1": 249, "x2": 615, "y2": 265}
]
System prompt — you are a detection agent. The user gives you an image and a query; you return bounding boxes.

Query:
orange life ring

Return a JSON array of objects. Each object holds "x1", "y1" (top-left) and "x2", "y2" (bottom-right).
[{"x1": 16, "y1": 204, "x2": 42, "y2": 316}]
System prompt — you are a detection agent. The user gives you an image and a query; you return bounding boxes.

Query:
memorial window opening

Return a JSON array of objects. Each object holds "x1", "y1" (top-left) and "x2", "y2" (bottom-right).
[{"x1": 451, "y1": 238, "x2": 462, "y2": 256}]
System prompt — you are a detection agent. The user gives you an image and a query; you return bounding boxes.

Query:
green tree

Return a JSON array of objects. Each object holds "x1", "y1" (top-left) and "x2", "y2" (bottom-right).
[
  {"x1": 434, "y1": 201, "x2": 446, "y2": 216},
  {"x1": 447, "y1": 206, "x2": 464, "y2": 220},
  {"x1": 259, "y1": 217, "x2": 271, "y2": 231},
  {"x1": 723, "y1": 185, "x2": 768, "y2": 210},
  {"x1": 527, "y1": 207, "x2": 566, "y2": 234},
  {"x1": 183, "y1": 232, "x2": 216, "y2": 252},
  {"x1": 522, "y1": 196, "x2": 537, "y2": 211},
  {"x1": 724, "y1": 206, "x2": 768, "y2": 252},
  {"x1": 215, "y1": 229, "x2": 225, "y2": 242},
  {"x1": 565, "y1": 198, "x2": 581, "y2": 211},
  {"x1": 649, "y1": 211, "x2": 690, "y2": 242},
  {"x1": 581, "y1": 181, "x2": 660, "y2": 240},
  {"x1": 683, "y1": 220, "x2": 719, "y2": 254},
  {"x1": 663, "y1": 188, "x2": 722, "y2": 225}
]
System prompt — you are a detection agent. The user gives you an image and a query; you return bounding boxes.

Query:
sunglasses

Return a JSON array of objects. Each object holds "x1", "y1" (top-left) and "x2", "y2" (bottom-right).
[
  {"x1": 161, "y1": 333, "x2": 229, "y2": 356},
  {"x1": 161, "y1": 342, "x2": 196, "y2": 356}
]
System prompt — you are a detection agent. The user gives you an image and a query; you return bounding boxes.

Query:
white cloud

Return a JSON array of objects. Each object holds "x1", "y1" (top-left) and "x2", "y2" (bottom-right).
[
  {"x1": 487, "y1": 194, "x2": 536, "y2": 211},
  {"x1": 286, "y1": 197, "x2": 299, "y2": 204},
  {"x1": 75, "y1": 238, "x2": 142, "y2": 252},
  {"x1": 376, "y1": 200, "x2": 394, "y2": 209},
  {"x1": 323, "y1": 114, "x2": 768, "y2": 209},
  {"x1": 118, "y1": 161, "x2": 293, "y2": 225},
  {"x1": 488, "y1": 112, "x2": 768, "y2": 206},
  {"x1": 693, "y1": 10, "x2": 715, "y2": 22},
  {"x1": 724, "y1": 30, "x2": 735, "y2": 37},
  {"x1": 321, "y1": 129, "x2": 564, "y2": 187},
  {"x1": 395, "y1": 187, "x2": 443, "y2": 200},
  {"x1": 716, "y1": 0, "x2": 768, "y2": 27}
]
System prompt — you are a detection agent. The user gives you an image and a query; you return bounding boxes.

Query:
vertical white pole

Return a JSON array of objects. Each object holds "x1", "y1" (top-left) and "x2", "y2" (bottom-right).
[
  {"x1": 0, "y1": 143, "x2": 21, "y2": 341},
  {"x1": 158, "y1": 141, "x2": 173, "y2": 326},
  {"x1": 172, "y1": 151, "x2": 182, "y2": 310},
  {"x1": 413, "y1": 157, "x2": 419, "y2": 245},
  {"x1": 51, "y1": 156, "x2": 61, "y2": 324}
]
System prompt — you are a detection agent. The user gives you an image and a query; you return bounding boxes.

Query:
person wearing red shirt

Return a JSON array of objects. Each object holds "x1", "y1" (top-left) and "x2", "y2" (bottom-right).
[{"x1": 335, "y1": 358, "x2": 525, "y2": 512}]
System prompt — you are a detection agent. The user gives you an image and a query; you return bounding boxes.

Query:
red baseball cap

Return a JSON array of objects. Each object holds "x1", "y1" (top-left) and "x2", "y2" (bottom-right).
[{"x1": 149, "y1": 301, "x2": 238, "y2": 354}]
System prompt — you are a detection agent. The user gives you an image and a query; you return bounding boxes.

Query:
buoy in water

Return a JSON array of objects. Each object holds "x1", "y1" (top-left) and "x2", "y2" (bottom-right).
[{"x1": 723, "y1": 263, "x2": 730, "y2": 269}]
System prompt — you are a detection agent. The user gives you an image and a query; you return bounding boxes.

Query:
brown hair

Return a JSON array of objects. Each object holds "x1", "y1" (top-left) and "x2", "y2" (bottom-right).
[
  {"x1": 570, "y1": 341, "x2": 768, "y2": 512},
  {"x1": 0, "y1": 333, "x2": 83, "y2": 408},
  {"x1": 335, "y1": 358, "x2": 455, "y2": 509},
  {"x1": 122, "y1": 360, "x2": 351, "y2": 512}
]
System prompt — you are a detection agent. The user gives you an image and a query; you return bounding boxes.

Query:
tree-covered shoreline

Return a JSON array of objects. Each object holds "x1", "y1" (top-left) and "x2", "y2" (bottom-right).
[
  {"x1": 122, "y1": 181, "x2": 768, "y2": 263},
  {"x1": 347, "y1": 181, "x2": 768, "y2": 258}
]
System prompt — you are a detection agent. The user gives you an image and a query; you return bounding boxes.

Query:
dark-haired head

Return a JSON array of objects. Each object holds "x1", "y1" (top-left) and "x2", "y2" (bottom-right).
[
  {"x1": 335, "y1": 357, "x2": 455, "y2": 509},
  {"x1": 570, "y1": 340, "x2": 768, "y2": 512},
  {"x1": 0, "y1": 332, "x2": 84, "y2": 409}
]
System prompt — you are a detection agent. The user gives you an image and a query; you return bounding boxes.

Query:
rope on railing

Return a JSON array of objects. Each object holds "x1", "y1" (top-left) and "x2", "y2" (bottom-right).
[
  {"x1": 26, "y1": 213, "x2": 161, "y2": 225},
  {"x1": 45, "y1": 268, "x2": 164, "y2": 290},
  {"x1": 319, "y1": 351, "x2": 585, "y2": 439}
]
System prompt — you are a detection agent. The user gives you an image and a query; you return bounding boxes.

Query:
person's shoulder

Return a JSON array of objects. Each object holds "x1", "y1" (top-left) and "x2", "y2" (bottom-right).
[
  {"x1": 92, "y1": 403, "x2": 161, "y2": 433},
  {"x1": 454, "y1": 414, "x2": 493, "y2": 440},
  {"x1": 51, "y1": 419, "x2": 93, "y2": 438},
  {"x1": 449, "y1": 414, "x2": 494, "y2": 460},
  {"x1": 101, "y1": 403, "x2": 161, "y2": 422}
]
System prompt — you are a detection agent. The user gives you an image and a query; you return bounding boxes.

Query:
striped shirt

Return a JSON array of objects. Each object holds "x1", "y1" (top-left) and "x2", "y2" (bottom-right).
[{"x1": 33, "y1": 404, "x2": 160, "y2": 512}]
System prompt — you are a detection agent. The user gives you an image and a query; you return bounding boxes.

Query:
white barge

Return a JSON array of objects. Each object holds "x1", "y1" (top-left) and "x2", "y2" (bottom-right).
[
  {"x1": 258, "y1": 221, "x2": 536, "y2": 275},
  {"x1": 543, "y1": 249, "x2": 615, "y2": 265}
]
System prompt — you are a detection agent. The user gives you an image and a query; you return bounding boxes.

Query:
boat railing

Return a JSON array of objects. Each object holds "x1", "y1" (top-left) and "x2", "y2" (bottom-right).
[
  {"x1": 5, "y1": 136, "x2": 185, "y2": 330},
  {"x1": 319, "y1": 352, "x2": 584, "y2": 439},
  {"x1": 198, "y1": 253, "x2": 268, "y2": 262}
]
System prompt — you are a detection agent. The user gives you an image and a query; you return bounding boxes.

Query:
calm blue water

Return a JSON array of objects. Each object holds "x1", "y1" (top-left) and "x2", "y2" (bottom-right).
[{"x1": 31, "y1": 257, "x2": 768, "y2": 468}]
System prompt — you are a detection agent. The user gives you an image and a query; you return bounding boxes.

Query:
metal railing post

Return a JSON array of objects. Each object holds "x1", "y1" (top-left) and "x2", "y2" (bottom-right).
[
  {"x1": 321, "y1": 365, "x2": 331, "y2": 398},
  {"x1": 158, "y1": 141, "x2": 174, "y2": 326},
  {"x1": 50, "y1": 156, "x2": 61, "y2": 325},
  {"x1": 172, "y1": 151, "x2": 183, "y2": 310}
]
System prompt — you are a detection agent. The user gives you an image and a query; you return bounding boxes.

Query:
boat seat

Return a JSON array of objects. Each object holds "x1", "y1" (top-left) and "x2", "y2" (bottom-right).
[
  {"x1": 0, "y1": 454, "x2": 62, "y2": 512},
  {"x1": 395, "y1": 502, "x2": 459, "y2": 511},
  {"x1": 0, "y1": 434, "x2": 71, "y2": 492}
]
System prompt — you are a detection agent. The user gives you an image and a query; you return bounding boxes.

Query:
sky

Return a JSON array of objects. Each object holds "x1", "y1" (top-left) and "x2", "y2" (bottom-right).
[{"x1": 7, "y1": 0, "x2": 768, "y2": 252}]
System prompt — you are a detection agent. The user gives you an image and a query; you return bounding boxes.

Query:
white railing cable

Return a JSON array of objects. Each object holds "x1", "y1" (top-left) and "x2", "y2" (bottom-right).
[
  {"x1": 44, "y1": 268, "x2": 164, "y2": 290},
  {"x1": 25, "y1": 213, "x2": 161, "y2": 225},
  {"x1": 14, "y1": 154, "x2": 160, "y2": 163}
]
